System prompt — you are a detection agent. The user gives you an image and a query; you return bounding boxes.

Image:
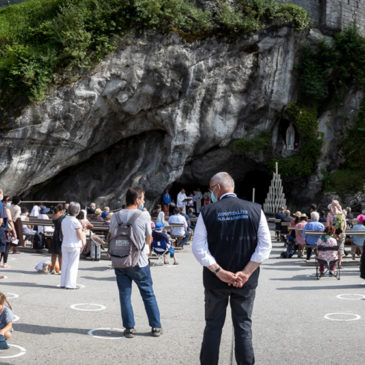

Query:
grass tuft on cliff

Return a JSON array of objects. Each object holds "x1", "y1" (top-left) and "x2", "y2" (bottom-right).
[{"x1": 0, "y1": 0, "x2": 309, "y2": 121}]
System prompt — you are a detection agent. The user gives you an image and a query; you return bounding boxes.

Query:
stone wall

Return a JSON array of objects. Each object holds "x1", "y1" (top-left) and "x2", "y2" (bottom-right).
[
  {"x1": 284, "y1": 0, "x2": 365, "y2": 35},
  {"x1": 0, "y1": 0, "x2": 27, "y2": 7}
]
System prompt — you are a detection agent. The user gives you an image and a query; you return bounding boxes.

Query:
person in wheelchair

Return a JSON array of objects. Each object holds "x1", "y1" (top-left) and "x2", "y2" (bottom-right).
[
  {"x1": 152, "y1": 222, "x2": 179, "y2": 265},
  {"x1": 317, "y1": 225, "x2": 339, "y2": 277}
]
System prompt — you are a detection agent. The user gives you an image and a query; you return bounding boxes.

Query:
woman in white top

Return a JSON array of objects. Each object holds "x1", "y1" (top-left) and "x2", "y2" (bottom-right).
[{"x1": 60, "y1": 202, "x2": 85, "y2": 289}]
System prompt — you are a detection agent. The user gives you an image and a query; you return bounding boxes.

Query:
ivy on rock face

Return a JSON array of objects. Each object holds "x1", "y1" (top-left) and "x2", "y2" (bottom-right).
[{"x1": 0, "y1": 0, "x2": 309, "y2": 123}]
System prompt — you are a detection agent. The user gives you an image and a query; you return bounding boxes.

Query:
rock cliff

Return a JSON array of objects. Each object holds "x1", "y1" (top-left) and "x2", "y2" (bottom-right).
[{"x1": 0, "y1": 28, "x2": 357, "y2": 208}]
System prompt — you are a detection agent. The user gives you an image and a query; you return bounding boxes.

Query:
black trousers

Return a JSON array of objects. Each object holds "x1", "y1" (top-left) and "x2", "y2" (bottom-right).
[{"x1": 200, "y1": 286, "x2": 256, "y2": 365}]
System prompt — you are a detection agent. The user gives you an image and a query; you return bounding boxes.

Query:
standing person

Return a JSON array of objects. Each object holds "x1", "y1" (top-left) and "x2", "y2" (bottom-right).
[
  {"x1": 109, "y1": 187, "x2": 162, "y2": 338},
  {"x1": 162, "y1": 189, "x2": 171, "y2": 216},
  {"x1": 194, "y1": 188, "x2": 203, "y2": 214},
  {"x1": 326, "y1": 200, "x2": 346, "y2": 267},
  {"x1": 60, "y1": 202, "x2": 85, "y2": 289},
  {"x1": 3, "y1": 196, "x2": 18, "y2": 254},
  {"x1": 155, "y1": 204, "x2": 165, "y2": 225},
  {"x1": 10, "y1": 196, "x2": 23, "y2": 248},
  {"x1": 192, "y1": 172, "x2": 272, "y2": 365},
  {"x1": 295, "y1": 214, "x2": 307, "y2": 258},
  {"x1": 177, "y1": 188, "x2": 188, "y2": 214},
  {"x1": 50, "y1": 204, "x2": 65, "y2": 274},
  {"x1": 0, "y1": 191, "x2": 9, "y2": 271},
  {"x1": 275, "y1": 207, "x2": 286, "y2": 241}
]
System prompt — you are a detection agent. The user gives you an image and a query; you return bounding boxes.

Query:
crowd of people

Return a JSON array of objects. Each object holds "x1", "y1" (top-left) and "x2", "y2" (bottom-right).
[
  {"x1": 276, "y1": 200, "x2": 365, "y2": 278},
  {"x1": 1, "y1": 181, "x2": 365, "y2": 362}
]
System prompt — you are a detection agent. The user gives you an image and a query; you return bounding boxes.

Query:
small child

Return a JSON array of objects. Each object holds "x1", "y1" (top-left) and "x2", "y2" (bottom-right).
[
  {"x1": 152, "y1": 222, "x2": 178, "y2": 265},
  {"x1": 35, "y1": 260, "x2": 52, "y2": 273},
  {"x1": 0, "y1": 292, "x2": 13, "y2": 342}
]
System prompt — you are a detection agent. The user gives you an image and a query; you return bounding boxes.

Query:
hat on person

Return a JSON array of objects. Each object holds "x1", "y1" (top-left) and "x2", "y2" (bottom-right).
[
  {"x1": 300, "y1": 213, "x2": 307, "y2": 218},
  {"x1": 293, "y1": 211, "x2": 301, "y2": 218},
  {"x1": 356, "y1": 214, "x2": 365, "y2": 224},
  {"x1": 40, "y1": 206, "x2": 50, "y2": 214},
  {"x1": 95, "y1": 208, "x2": 102, "y2": 215},
  {"x1": 155, "y1": 222, "x2": 164, "y2": 230}
]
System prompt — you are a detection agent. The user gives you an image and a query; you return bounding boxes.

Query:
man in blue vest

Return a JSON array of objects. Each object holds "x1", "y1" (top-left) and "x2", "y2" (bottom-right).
[{"x1": 192, "y1": 172, "x2": 272, "y2": 365}]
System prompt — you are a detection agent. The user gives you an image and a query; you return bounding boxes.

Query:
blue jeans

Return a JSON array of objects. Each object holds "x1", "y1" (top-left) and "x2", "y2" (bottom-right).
[
  {"x1": 180, "y1": 231, "x2": 190, "y2": 247},
  {"x1": 115, "y1": 265, "x2": 161, "y2": 329}
]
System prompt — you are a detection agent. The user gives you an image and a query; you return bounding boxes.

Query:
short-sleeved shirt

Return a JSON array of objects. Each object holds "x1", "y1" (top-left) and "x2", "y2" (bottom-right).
[
  {"x1": 0, "y1": 201, "x2": 7, "y2": 220},
  {"x1": 303, "y1": 221, "x2": 325, "y2": 246},
  {"x1": 109, "y1": 209, "x2": 152, "y2": 267},
  {"x1": 61, "y1": 215, "x2": 82, "y2": 248},
  {"x1": 351, "y1": 224, "x2": 365, "y2": 246},
  {"x1": 168, "y1": 214, "x2": 187, "y2": 236},
  {"x1": 0, "y1": 306, "x2": 13, "y2": 328}
]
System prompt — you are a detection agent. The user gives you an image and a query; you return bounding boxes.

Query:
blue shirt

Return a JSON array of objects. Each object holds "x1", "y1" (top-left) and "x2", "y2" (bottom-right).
[
  {"x1": 0, "y1": 306, "x2": 13, "y2": 328},
  {"x1": 350, "y1": 224, "x2": 365, "y2": 246},
  {"x1": 303, "y1": 221, "x2": 325, "y2": 246},
  {"x1": 162, "y1": 193, "x2": 171, "y2": 205}
]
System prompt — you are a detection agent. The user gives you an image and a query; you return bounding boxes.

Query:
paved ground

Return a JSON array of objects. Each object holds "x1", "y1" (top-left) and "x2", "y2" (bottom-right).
[{"x1": 0, "y1": 233, "x2": 364, "y2": 364}]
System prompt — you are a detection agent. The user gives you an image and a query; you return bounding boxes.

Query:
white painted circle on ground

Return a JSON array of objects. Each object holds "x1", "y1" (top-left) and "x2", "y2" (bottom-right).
[
  {"x1": 9, "y1": 258, "x2": 16, "y2": 261},
  {"x1": 13, "y1": 315, "x2": 20, "y2": 322},
  {"x1": 324, "y1": 312, "x2": 361, "y2": 321},
  {"x1": 336, "y1": 294, "x2": 365, "y2": 301},
  {"x1": 70, "y1": 303, "x2": 106, "y2": 312},
  {"x1": 0, "y1": 344, "x2": 26, "y2": 359},
  {"x1": 5, "y1": 293, "x2": 19, "y2": 299},
  {"x1": 88, "y1": 328, "x2": 124, "y2": 339}
]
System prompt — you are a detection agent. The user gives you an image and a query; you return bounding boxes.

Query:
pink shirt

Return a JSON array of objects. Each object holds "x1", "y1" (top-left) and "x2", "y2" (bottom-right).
[{"x1": 295, "y1": 221, "x2": 307, "y2": 246}]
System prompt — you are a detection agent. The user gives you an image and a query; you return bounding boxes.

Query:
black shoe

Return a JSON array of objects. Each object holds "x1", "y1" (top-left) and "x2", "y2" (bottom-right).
[
  {"x1": 124, "y1": 328, "x2": 135, "y2": 338},
  {"x1": 151, "y1": 327, "x2": 162, "y2": 337}
]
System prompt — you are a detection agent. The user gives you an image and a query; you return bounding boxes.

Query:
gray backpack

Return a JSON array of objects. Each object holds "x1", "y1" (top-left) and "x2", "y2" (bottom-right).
[{"x1": 109, "y1": 210, "x2": 143, "y2": 269}]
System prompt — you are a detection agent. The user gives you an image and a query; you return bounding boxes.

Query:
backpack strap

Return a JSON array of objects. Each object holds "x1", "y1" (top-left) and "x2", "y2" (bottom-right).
[{"x1": 127, "y1": 210, "x2": 142, "y2": 225}]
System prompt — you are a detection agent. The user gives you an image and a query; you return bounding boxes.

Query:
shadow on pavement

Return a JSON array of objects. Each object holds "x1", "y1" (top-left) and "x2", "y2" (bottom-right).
[
  {"x1": 81, "y1": 275, "x2": 115, "y2": 281},
  {"x1": 277, "y1": 284, "x2": 364, "y2": 290},
  {"x1": 14, "y1": 323, "x2": 88, "y2": 335},
  {"x1": 0, "y1": 282, "x2": 59, "y2": 289}
]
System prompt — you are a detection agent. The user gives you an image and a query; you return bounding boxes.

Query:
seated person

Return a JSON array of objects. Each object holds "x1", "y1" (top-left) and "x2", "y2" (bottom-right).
[
  {"x1": 152, "y1": 222, "x2": 178, "y2": 265},
  {"x1": 20, "y1": 207, "x2": 36, "y2": 236},
  {"x1": 350, "y1": 214, "x2": 365, "y2": 259},
  {"x1": 167, "y1": 207, "x2": 189, "y2": 247},
  {"x1": 303, "y1": 211, "x2": 325, "y2": 261},
  {"x1": 187, "y1": 208, "x2": 197, "y2": 229},
  {"x1": 38, "y1": 206, "x2": 54, "y2": 234},
  {"x1": 317, "y1": 225, "x2": 338, "y2": 276},
  {"x1": 94, "y1": 208, "x2": 104, "y2": 222},
  {"x1": 101, "y1": 206, "x2": 110, "y2": 220}
]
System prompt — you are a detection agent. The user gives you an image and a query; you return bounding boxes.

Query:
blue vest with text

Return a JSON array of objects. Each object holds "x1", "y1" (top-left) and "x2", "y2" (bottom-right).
[{"x1": 201, "y1": 196, "x2": 261, "y2": 290}]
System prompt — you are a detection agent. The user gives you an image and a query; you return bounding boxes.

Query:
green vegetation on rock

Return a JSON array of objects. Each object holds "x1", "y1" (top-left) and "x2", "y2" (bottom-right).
[
  {"x1": 0, "y1": 0, "x2": 309, "y2": 122},
  {"x1": 296, "y1": 26, "x2": 365, "y2": 194},
  {"x1": 275, "y1": 103, "x2": 323, "y2": 177},
  {"x1": 230, "y1": 130, "x2": 271, "y2": 157}
]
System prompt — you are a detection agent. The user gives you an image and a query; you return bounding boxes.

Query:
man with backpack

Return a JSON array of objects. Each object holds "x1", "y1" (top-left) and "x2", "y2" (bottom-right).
[{"x1": 108, "y1": 187, "x2": 162, "y2": 338}]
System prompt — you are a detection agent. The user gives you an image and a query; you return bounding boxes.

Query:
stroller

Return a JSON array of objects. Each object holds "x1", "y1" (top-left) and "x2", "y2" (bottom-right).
[{"x1": 315, "y1": 245, "x2": 341, "y2": 280}]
